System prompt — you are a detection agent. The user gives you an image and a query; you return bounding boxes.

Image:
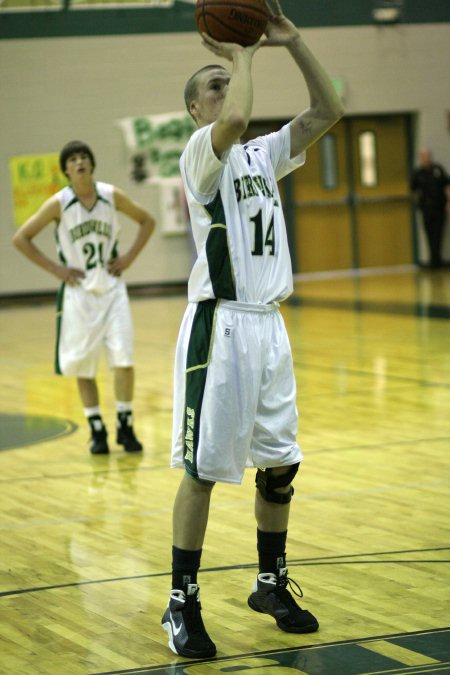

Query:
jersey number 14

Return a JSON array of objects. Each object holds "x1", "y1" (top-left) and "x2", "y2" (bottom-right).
[{"x1": 251, "y1": 210, "x2": 275, "y2": 256}]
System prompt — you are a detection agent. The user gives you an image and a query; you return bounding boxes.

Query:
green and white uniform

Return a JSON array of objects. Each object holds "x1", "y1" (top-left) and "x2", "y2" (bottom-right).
[
  {"x1": 55, "y1": 182, "x2": 134, "y2": 377},
  {"x1": 172, "y1": 123, "x2": 306, "y2": 484}
]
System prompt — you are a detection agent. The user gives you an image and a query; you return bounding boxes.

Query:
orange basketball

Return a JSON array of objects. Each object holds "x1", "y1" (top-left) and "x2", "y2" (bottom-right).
[{"x1": 195, "y1": 0, "x2": 270, "y2": 47}]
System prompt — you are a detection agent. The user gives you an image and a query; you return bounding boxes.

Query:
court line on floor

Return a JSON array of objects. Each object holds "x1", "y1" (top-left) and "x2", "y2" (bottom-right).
[
  {"x1": 308, "y1": 437, "x2": 450, "y2": 455},
  {"x1": 293, "y1": 359, "x2": 450, "y2": 389},
  {"x1": 0, "y1": 434, "x2": 448, "y2": 485},
  {"x1": 91, "y1": 625, "x2": 450, "y2": 674},
  {"x1": 0, "y1": 474, "x2": 448, "y2": 531},
  {"x1": 287, "y1": 294, "x2": 450, "y2": 319},
  {"x1": 0, "y1": 547, "x2": 448, "y2": 599}
]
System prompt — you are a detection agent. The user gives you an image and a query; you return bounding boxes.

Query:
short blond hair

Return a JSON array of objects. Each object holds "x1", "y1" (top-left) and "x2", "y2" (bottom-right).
[{"x1": 184, "y1": 64, "x2": 227, "y2": 120}]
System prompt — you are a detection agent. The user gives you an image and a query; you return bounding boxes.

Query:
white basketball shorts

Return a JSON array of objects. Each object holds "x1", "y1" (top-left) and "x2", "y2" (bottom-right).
[
  {"x1": 55, "y1": 280, "x2": 134, "y2": 378},
  {"x1": 171, "y1": 299, "x2": 303, "y2": 484}
]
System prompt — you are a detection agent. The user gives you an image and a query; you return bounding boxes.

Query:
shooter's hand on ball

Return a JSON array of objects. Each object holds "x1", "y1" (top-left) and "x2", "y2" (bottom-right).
[
  {"x1": 262, "y1": 0, "x2": 299, "y2": 46},
  {"x1": 201, "y1": 32, "x2": 262, "y2": 61}
]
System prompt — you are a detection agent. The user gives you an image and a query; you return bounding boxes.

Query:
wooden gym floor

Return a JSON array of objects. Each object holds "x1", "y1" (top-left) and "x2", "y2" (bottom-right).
[{"x1": 0, "y1": 266, "x2": 449, "y2": 675}]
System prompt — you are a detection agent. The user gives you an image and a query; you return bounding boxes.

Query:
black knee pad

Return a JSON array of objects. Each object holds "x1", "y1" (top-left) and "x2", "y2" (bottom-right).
[{"x1": 255, "y1": 463, "x2": 300, "y2": 504}]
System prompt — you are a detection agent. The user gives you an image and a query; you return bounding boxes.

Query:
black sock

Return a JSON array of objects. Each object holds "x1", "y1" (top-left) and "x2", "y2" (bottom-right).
[
  {"x1": 257, "y1": 529, "x2": 287, "y2": 575},
  {"x1": 172, "y1": 545, "x2": 202, "y2": 591}
]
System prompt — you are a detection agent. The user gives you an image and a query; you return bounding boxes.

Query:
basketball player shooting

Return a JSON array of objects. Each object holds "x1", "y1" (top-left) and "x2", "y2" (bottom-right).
[{"x1": 161, "y1": 0, "x2": 344, "y2": 659}]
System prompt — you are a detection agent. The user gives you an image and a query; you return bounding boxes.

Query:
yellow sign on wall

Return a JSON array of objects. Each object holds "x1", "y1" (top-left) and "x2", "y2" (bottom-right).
[{"x1": 9, "y1": 153, "x2": 68, "y2": 226}]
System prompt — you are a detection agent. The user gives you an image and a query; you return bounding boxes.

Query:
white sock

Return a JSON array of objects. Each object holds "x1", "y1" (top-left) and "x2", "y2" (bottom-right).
[
  {"x1": 84, "y1": 406, "x2": 101, "y2": 418},
  {"x1": 116, "y1": 401, "x2": 132, "y2": 413}
]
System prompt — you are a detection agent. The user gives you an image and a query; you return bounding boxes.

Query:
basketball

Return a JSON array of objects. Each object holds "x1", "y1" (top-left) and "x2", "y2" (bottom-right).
[{"x1": 195, "y1": 0, "x2": 270, "y2": 47}]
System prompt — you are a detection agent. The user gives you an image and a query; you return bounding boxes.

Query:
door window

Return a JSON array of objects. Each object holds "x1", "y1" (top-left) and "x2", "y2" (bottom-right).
[
  {"x1": 358, "y1": 130, "x2": 378, "y2": 187},
  {"x1": 320, "y1": 133, "x2": 339, "y2": 189}
]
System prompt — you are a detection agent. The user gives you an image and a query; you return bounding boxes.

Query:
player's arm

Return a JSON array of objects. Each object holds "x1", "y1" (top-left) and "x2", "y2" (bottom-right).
[
  {"x1": 287, "y1": 36, "x2": 344, "y2": 156},
  {"x1": 12, "y1": 196, "x2": 85, "y2": 285},
  {"x1": 109, "y1": 187, "x2": 155, "y2": 275},
  {"x1": 262, "y1": 0, "x2": 344, "y2": 157},
  {"x1": 201, "y1": 34, "x2": 261, "y2": 157}
]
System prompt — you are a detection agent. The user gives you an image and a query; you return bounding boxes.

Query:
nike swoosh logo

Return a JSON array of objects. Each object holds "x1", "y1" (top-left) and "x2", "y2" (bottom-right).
[{"x1": 170, "y1": 616, "x2": 182, "y2": 636}]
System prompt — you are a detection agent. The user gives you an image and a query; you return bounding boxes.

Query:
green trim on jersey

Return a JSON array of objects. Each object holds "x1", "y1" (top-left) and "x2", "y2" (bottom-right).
[
  {"x1": 183, "y1": 299, "x2": 218, "y2": 479},
  {"x1": 111, "y1": 240, "x2": 119, "y2": 260},
  {"x1": 55, "y1": 226, "x2": 68, "y2": 265},
  {"x1": 63, "y1": 191, "x2": 111, "y2": 213},
  {"x1": 63, "y1": 196, "x2": 78, "y2": 212},
  {"x1": 54, "y1": 283, "x2": 65, "y2": 375},
  {"x1": 205, "y1": 192, "x2": 236, "y2": 301}
]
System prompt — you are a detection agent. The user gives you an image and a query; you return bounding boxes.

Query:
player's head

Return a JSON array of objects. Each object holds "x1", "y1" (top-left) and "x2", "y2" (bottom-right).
[
  {"x1": 419, "y1": 148, "x2": 432, "y2": 168},
  {"x1": 184, "y1": 65, "x2": 230, "y2": 126},
  {"x1": 59, "y1": 140, "x2": 96, "y2": 176}
]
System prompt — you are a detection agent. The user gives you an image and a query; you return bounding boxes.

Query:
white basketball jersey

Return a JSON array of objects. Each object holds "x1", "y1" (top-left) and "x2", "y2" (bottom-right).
[
  {"x1": 180, "y1": 123, "x2": 305, "y2": 304},
  {"x1": 55, "y1": 182, "x2": 120, "y2": 294}
]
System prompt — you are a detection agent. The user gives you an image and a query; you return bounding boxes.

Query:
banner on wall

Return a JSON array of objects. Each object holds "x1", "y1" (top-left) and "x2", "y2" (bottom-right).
[
  {"x1": 116, "y1": 111, "x2": 195, "y2": 235},
  {"x1": 9, "y1": 153, "x2": 68, "y2": 226},
  {"x1": 116, "y1": 110, "x2": 195, "y2": 183}
]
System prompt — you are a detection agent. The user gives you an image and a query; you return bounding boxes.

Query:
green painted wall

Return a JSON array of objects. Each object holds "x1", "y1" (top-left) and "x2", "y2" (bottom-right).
[{"x1": 1, "y1": 0, "x2": 449, "y2": 40}]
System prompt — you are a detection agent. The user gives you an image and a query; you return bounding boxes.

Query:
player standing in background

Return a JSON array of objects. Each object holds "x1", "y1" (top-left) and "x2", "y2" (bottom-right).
[
  {"x1": 13, "y1": 141, "x2": 155, "y2": 455},
  {"x1": 161, "y1": 0, "x2": 344, "y2": 659},
  {"x1": 411, "y1": 148, "x2": 450, "y2": 269}
]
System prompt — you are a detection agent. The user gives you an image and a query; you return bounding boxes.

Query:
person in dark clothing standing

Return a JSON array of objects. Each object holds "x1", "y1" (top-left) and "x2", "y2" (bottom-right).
[{"x1": 411, "y1": 148, "x2": 450, "y2": 268}]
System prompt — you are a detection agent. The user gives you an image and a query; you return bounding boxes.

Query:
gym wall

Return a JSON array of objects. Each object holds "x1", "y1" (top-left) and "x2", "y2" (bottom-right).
[{"x1": 1, "y1": 19, "x2": 449, "y2": 295}]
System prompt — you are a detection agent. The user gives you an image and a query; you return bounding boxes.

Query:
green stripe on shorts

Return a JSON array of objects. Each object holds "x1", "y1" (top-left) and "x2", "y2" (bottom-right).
[
  {"x1": 184, "y1": 300, "x2": 218, "y2": 478},
  {"x1": 54, "y1": 283, "x2": 65, "y2": 375}
]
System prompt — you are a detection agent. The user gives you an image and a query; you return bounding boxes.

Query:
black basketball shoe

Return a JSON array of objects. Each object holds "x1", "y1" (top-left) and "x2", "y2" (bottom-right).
[
  {"x1": 116, "y1": 412, "x2": 143, "y2": 453},
  {"x1": 161, "y1": 584, "x2": 216, "y2": 658},
  {"x1": 88, "y1": 416, "x2": 109, "y2": 455},
  {"x1": 248, "y1": 567, "x2": 319, "y2": 633}
]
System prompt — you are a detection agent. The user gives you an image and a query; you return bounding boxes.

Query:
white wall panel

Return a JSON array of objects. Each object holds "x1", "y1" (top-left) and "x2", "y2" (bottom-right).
[{"x1": 1, "y1": 24, "x2": 449, "y2": 294}]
